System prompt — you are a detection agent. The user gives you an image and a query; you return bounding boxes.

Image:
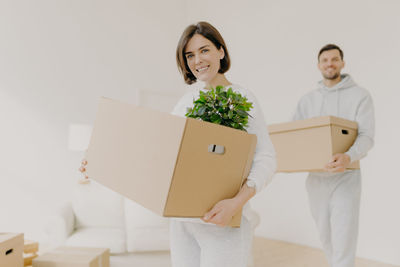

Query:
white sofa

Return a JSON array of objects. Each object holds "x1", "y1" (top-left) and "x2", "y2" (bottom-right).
[{"x1": 45, "y1": 181, "x2": 259, "y2": 266}]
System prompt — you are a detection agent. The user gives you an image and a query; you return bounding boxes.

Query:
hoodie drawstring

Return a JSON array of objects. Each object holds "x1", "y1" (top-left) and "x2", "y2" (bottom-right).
[{"x1": 336, "y1": 88, "x2": 340, "y2": 117}]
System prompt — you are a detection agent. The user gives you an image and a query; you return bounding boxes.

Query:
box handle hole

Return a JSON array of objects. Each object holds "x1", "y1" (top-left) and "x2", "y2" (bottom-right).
[
  {"x1": 342, "y1": 129, "x2": 349, "y2": 135},
  {"x1": 6, "y1": 248, "x2": 13, "y2": 255},
  {"x1": 208, "y1": 144, "x2": 225, "y2": 155}
]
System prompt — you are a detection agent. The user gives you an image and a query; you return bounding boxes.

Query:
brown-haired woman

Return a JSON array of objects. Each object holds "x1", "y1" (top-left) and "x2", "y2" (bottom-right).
[{"x1": 171, "y1": 21, "x2": 276, "y2": 267}]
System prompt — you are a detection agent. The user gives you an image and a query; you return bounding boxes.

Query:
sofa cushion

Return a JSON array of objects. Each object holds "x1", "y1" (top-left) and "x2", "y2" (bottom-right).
[
  {"x1": 124, "y1": 198, "x2": 170, "y2": 252},
  {"x1": 72, "y1": 181, "x2": 125, "y2": 229},
  {"x1": 66, "y1": 227, "x2": 126, "y2": 254}
]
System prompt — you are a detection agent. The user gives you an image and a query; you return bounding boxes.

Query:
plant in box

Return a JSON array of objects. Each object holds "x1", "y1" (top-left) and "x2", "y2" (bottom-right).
[{"x1": 185, "y1": 86, "x2": 253, "y2": 131}]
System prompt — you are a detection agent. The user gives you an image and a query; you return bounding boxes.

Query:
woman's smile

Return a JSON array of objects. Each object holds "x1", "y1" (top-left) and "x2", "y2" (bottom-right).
[{"x1": 196, "y1": 65, "x2": 210, "y2": 73}]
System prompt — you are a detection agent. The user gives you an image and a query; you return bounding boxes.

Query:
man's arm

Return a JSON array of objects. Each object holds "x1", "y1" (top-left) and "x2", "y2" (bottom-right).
[
  {"x1": 346, "y1": 92, "x2": 375, "y2": 162},
  {"x1": 326, "y1": 92, "x2": 375, "y2": 172}
]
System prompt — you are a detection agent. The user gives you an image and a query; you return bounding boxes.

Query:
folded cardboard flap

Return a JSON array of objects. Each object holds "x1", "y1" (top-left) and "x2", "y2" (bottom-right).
[{"x1": 86, "y1": 97, "x2": 186, "y2": 216}]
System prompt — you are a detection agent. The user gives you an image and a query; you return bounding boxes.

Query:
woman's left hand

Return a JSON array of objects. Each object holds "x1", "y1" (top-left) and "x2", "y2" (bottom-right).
[
  {"x1": 202, "y1": 198, "x2": 239, "y2": 227},
  {"x1": 203, "y1": 181, "x2": 256, "y2": 227}
]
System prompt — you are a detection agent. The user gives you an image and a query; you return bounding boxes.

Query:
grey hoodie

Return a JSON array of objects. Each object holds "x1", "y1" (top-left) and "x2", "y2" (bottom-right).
[{"x1": 294, "y1": 74, "x2": 375, "y2": 163}]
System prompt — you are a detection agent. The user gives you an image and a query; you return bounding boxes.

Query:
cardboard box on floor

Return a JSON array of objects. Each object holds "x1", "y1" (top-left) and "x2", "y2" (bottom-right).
[
  {"x1": 0, "y1": 233, "x2": 24, "y2": 267},
  {"x1": 32, "y1": 247, "x2": 109, "y2": 267},
  {"x1": 268, "y1": 116, "x2": 360, "y2": 172},
  {"x1": 85, "y1": 97, "x2": 257, "y2": 227}
]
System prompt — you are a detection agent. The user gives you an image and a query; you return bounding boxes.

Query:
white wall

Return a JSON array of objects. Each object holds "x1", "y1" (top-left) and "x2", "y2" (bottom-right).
[
  {"x1": 185, "y1": 0, "x2": 400, "y2": 265},
  {"x1": 1, "y1": 0, "x2": 399, "y2": 265},
  {"x1": 0, "y1": 0, "x2": 186, "y2": 241}
]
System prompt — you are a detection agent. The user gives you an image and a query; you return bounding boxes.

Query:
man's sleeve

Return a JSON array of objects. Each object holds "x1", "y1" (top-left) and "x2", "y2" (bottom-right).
[{"x1": 345, "y1": 92, "x2": 375, "y2": 162}]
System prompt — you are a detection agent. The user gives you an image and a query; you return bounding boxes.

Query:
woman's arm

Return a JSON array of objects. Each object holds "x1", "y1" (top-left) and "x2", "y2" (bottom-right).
[{"x1": 204, "y1": 89, "x2": 276, "y2": 226}]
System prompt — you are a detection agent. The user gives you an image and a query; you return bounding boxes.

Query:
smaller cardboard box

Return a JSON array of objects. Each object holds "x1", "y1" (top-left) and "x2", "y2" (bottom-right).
[
  {"x1": 0, "y1": 233, "x2": 24, "y2": 267},
  {"x1": 268, "y1": 116, "x2": 360, "y2": 172},
  {"x1": 32, "y1": 247, "x2": 109, "y2": 267}
]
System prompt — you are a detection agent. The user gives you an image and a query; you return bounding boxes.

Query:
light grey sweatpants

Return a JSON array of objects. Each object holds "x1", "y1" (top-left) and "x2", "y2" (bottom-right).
[
  {"x1": 307, "y1": 170, "x2": 361, "y2": 267},
  {"x1": 169, "y1": 217, "x2": 252, "y2": 267}
]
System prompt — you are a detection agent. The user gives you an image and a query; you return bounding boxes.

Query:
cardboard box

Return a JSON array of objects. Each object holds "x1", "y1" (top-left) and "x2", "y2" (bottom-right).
[
  {"x1": 268, "y1": 116, "x2": 360, "y2": 172},
  {"x1": 85, "y1": 97, "x2": 257, "y2": 227},
  {"x1": 32, "y1": 247, "x2": 109, "y2": 267},
  {"x1": 0, "y1": 233, "x2": 24, "y2": 267}
]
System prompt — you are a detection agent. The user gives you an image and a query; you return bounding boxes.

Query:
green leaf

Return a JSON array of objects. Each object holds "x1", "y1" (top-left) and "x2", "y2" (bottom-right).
[
  {"x1": 198, "y1": 106, "x2": 206, "y2": 116},
  {"x1": 184, "y1": 86, "x2": 253, "y2": 131}
]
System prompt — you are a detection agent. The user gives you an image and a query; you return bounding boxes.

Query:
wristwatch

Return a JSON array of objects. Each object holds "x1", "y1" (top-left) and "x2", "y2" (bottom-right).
[{"x1": 246, "y1": 179, "x2": 256, "y2": 189}]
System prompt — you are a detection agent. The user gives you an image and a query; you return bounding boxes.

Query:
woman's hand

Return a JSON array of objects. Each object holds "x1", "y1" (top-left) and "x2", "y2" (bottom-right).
[
  {"x1": 202, "y1": 181, "x2": 256, "y2": 227},
  {"x1": 202, "y1": 198, "x2": 239, "y2": 227}
]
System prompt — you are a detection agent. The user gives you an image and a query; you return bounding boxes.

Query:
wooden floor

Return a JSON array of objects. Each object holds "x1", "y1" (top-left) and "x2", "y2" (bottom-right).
[
  {"x1": 110, "y1": 237, "x2": 398, "y2": 267},
  {"x1": 253, "y1": 237, "x2": 399, "y2": 267}
]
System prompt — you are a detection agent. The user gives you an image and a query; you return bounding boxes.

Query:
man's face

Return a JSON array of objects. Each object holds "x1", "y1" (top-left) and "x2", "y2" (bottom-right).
[{"x1": 318, "y1": 49, "x2": 345, "y2": 80}]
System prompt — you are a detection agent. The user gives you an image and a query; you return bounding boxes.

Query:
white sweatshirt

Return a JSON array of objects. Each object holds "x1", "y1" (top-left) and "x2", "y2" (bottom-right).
[
  {"x1": 294, "y1": 74, "x2": 375, "y2": 164},
  {"x1": 171, "y1": 84, "x2": 276, "y2": 222}
]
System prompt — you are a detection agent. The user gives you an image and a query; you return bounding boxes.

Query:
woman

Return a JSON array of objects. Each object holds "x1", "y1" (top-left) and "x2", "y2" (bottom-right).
[
  {"x1": 170, "y1": 21, "x2": 276, "y2": 267},
  {"x1": 80, "y1": 21, "x2": 276, "y2": 267}
]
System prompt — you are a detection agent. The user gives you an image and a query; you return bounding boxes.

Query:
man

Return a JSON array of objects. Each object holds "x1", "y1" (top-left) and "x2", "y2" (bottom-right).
[{"x1": 294, "y1": 44, "x2": 375, "y2": 267}]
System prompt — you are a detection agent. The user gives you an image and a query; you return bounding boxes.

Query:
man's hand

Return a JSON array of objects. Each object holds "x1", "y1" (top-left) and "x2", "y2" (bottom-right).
[
  {"x1": 324, "y1": 153, "x2": 351, "y2": 173},
  {"x1": 202, "y1": 198, "x2": 239, "y2": 227}
]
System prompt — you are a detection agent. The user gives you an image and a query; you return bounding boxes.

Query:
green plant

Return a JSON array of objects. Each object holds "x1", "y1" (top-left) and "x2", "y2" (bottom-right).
[{"x1": 185, "y1": 86, "x2": 253, "y2": 131}]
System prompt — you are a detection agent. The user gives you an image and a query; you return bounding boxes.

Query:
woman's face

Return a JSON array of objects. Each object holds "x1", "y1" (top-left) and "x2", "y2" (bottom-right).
[{"x1": 184, "y1": 34, "x2": 225, "y2": 84}]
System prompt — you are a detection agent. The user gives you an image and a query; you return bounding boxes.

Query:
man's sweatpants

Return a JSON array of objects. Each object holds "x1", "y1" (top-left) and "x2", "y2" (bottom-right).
[{"x1": 307, "y1": 170, "x2": 361, "y2": 267}]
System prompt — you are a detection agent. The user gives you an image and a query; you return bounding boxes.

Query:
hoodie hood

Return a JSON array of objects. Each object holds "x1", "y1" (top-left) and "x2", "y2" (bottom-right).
[
  {"x1": 317, "y1": 74, "x2": 356, "y2": 92},
  {"x1": 316, "y1": 74, "x2": 358, "y2": 117}
]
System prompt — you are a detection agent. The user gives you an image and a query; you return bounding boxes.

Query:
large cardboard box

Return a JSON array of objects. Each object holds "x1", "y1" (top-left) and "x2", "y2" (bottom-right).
[
  {"x1": 32, "y1": 247, "x2": 109, "y2": 267},
  {"x1": 85, "y1": 97, "x2": 257, "y2": 227},
  {"x1": 0, "y1": 233, "x2": 23, "y2": 267},
  {"x1": 268, "y1": 116, "x2": 360, "y2": 172}
]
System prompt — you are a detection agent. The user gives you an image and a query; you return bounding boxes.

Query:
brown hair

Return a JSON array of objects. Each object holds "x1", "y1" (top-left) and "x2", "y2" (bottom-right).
[
  {"x1": 176, "y1": 21, "x2": 231, "y2": 85},
  {"x1": 318, "y1": 44, "x2": 344, "y2": 61}
]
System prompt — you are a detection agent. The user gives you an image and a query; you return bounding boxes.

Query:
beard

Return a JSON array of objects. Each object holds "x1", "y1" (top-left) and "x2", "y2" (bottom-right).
[{"x1": 322, "y1": 71, "x2": 340, "y2": 80}]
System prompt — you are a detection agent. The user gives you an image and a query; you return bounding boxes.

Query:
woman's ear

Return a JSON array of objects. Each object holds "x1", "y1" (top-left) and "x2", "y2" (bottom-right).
[{"x1": 219, "y1": 47, "x2": 225, "y2": 60}]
